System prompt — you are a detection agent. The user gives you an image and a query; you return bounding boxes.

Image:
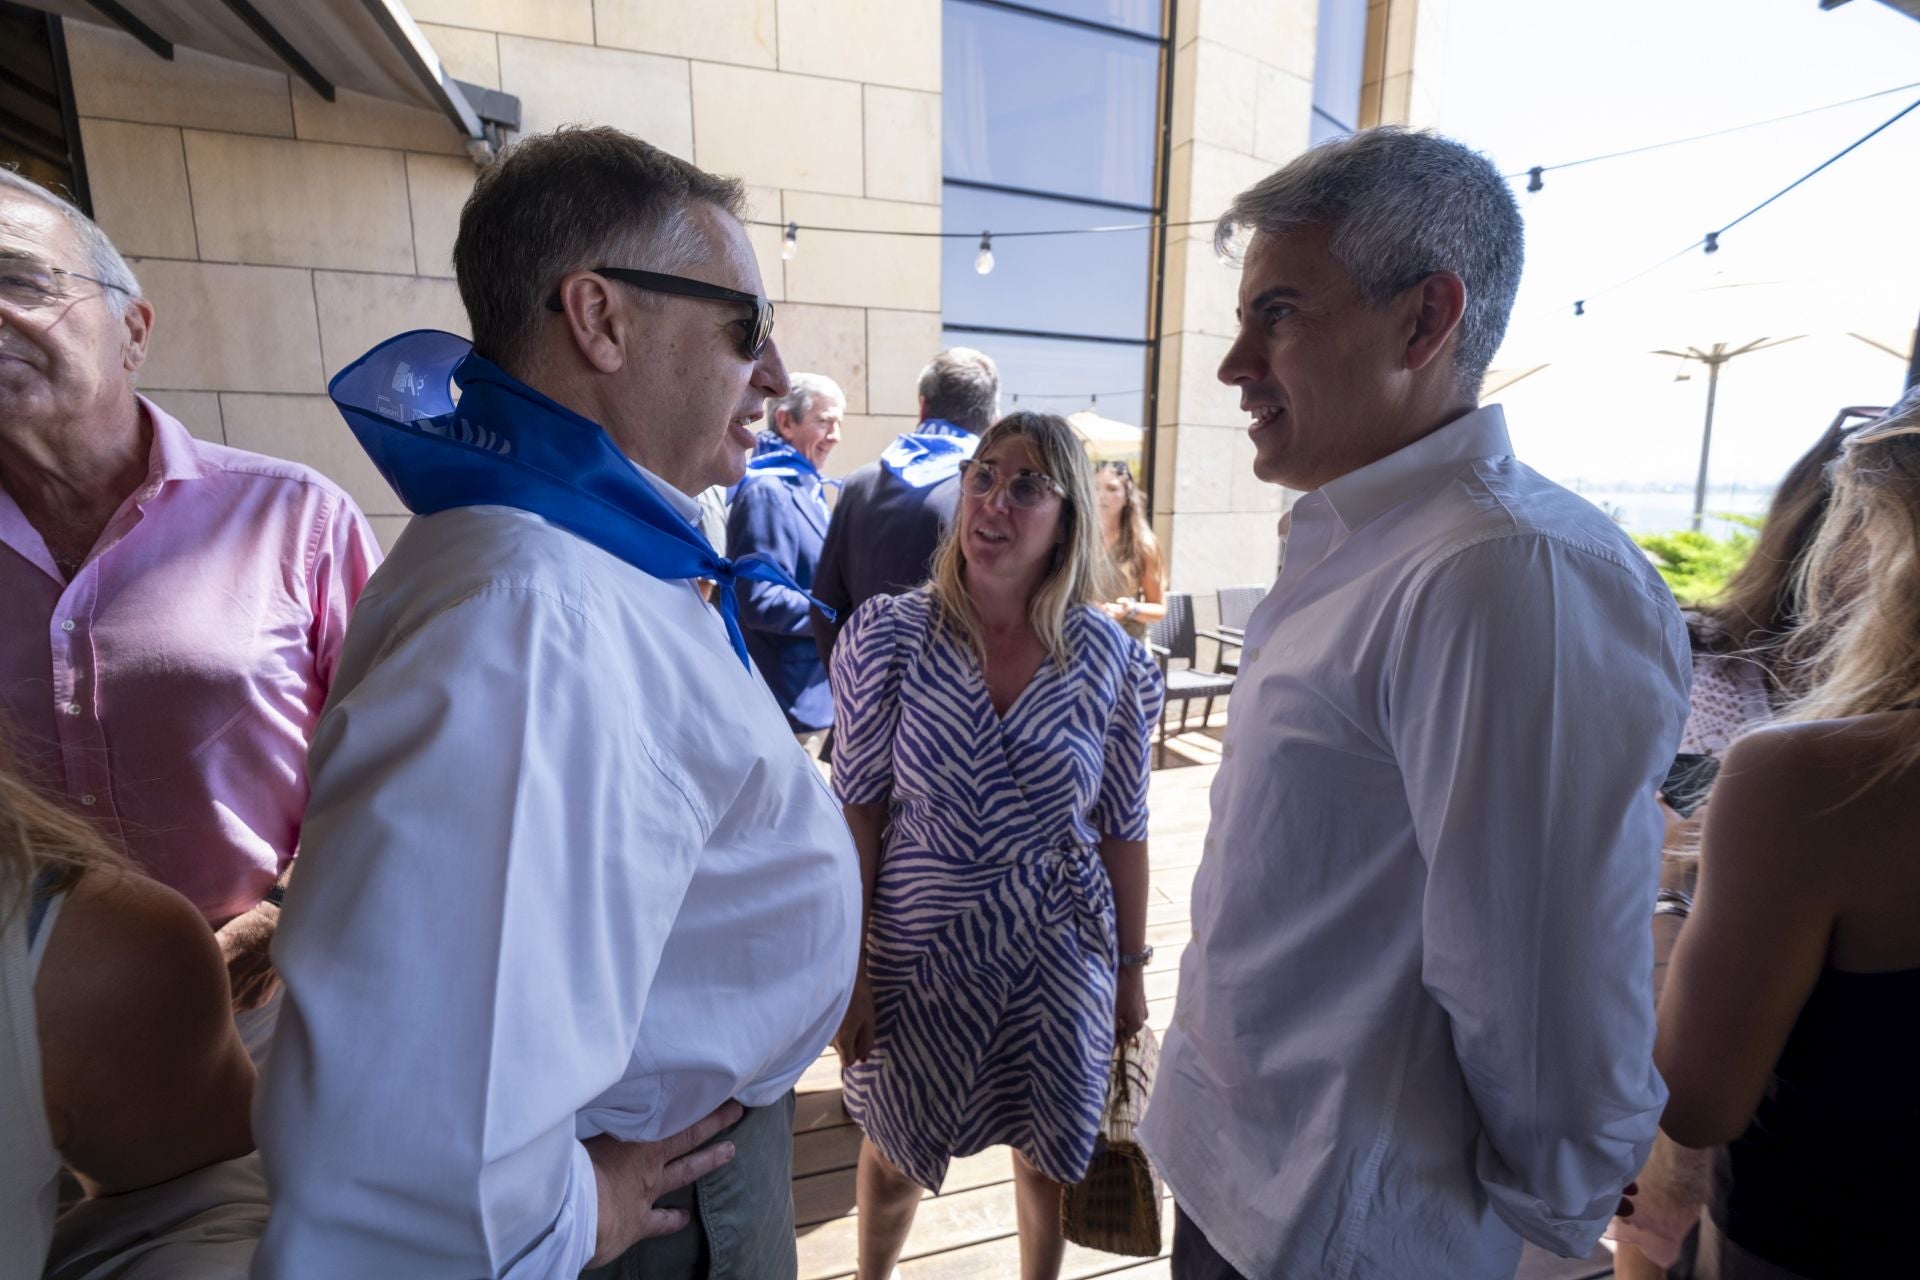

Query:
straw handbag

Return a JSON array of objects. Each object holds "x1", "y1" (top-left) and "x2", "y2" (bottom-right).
[{"x1": 1060, "y1": 1026, "x2": 1162, "y2": 1256}]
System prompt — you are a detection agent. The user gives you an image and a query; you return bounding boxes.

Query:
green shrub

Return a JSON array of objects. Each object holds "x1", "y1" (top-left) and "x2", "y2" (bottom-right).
[{"x1": 1633, "y1": 514, "x2": 1761, "y2": 605}]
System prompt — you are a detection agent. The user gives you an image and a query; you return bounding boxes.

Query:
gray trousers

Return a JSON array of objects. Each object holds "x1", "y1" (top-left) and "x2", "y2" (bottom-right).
[{"x1": 580, "y1": 1092, "x2": 797, "y2": 1280}]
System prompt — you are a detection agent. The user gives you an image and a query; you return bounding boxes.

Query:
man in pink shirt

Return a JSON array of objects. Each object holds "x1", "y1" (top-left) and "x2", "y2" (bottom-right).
[{"x1": 0, "y1": 170, "x2": 379, "y2": 1029}]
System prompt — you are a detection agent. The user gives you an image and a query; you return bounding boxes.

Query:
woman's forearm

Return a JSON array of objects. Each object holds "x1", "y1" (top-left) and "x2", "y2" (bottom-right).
[
  {"x1": 843, "y1": 802, "x2": 888, "y2": 961},
  {"x1": 1098, "y1": 836, "x2": 1149, "y2": 957}
]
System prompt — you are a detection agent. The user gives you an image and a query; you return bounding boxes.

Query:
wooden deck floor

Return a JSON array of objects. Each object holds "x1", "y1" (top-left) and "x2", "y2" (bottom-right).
[{"x1": 791, "y1": 725, "x2": 1614, "y2": 1279}]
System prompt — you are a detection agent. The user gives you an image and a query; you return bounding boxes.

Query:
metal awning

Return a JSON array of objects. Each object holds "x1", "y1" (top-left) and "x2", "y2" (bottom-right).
[
  {"x1": 1820, "y1": 0, "x2": 1920, "y2": 21},
  {"x1": 19, "y1": 0, "x2": 517, "y2": 156}
]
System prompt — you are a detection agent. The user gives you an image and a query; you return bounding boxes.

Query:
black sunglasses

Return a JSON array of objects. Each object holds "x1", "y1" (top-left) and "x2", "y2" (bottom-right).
[{"x1": 546, "y1": 267, "x2": 774, "y2": 360}]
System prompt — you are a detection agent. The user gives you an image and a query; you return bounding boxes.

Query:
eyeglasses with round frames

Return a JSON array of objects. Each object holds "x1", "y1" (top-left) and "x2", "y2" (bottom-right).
[
  {"x1": 959, "y1": 460, "x2": 1066, "y2": 509},
  {"x1": 545, "y1": 266, "x2": 774, "y2": 360},
  {"x1": 0, "y1": 258, "x2": 130, "y2": 311}
]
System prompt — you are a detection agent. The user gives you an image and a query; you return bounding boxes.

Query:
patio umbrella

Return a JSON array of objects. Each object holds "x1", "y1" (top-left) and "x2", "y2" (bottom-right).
[
  {"x1": 1485, "y1": 273, "x2": 1914, "y2": 532},
  {"x1": 1067, "y1": 409, "x2": 1144, "y2": 469}
]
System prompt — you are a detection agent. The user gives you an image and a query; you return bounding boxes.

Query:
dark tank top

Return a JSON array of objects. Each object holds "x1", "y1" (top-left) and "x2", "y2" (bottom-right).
[{"x1": 1712, "y1": 965, "x2": 1920, "y2": 1276}]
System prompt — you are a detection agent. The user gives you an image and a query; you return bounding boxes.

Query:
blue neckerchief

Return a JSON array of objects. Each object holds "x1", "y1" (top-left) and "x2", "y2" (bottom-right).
[
  {"x1": 740, "y1": 435, "x2": 835, "y2": 525},
  {"x1": 328, "y1": 329, "x2": 831, "y2": 668},
  {"x1": 743, "y1": 433, "x2": 821, "y2": 484},
  {"x1": 877, "y1": 418, "x2": 978, "y2": 488}
]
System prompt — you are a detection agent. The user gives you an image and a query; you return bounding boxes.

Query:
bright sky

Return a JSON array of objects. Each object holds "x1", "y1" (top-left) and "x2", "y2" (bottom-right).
[{"x1": 1432, "y1": 0, "x2": 1920, "y2": 498}]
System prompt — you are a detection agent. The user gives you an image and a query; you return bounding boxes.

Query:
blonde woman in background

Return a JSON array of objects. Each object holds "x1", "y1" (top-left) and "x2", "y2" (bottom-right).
[
  {"x1": 829, "y1": 412, "x2": 1164, "y2": 1280},
  {"x1": 1093, "y1": 460, "x2": 1166, "y2": 638},
  {"x1": 1652, "y1": 388, "x2": 1920, "y2": 1279},
  {"x1": 0, "y1": 748, "x2": 261, "y2": 1280}
]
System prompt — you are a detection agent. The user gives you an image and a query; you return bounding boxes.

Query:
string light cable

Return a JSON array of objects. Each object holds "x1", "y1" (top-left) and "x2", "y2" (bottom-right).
[
  {"x1": 1008, "y1": 387, "x2": 1143, "y2": 405},
  {"x1": 762, "y1": 216, "x2": 1220, "y2": 270},
  {"x1": 1508, "y1": 77, "x2": 1920, "y2": 191},
  {"x1": 1559, "y1": 91, "x2": 1920, "y2": 320}
]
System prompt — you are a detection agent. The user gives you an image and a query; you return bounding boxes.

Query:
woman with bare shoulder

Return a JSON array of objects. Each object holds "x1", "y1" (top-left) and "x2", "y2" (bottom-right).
[
  {"x1": 0, "y1": 752, "x2": 261, "y2": 1279},
  {"x1": 1653, "y1": 388, "x2": 1920, "y2": 1279}
]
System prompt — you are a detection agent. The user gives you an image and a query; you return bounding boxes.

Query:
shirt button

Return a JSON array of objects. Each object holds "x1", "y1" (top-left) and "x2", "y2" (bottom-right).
[
  {"x1": 65, "y1": 702, "x2": 82, "y2": 716},
  {"x1": 80, "y1": 793, "x2": 96, "y2": 806},
  {"x1": 60, "y1": 619, "x2": 76, "y2": 632},
  {"x1": 1246, "y1": 647, "x2": 1261, "y2": 663},
  {"x1": 1221, "y1": 742, "x2": 1234, "y2": 760}
]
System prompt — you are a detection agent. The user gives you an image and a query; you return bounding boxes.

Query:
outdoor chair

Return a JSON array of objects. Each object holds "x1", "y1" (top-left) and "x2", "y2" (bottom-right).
[
  {"x1": 1146, "y1": 592, "x2": 1236, "y2": 766},
  {"x1": 1211, "y1": 584, "x2": 1267, "y2": 675}
]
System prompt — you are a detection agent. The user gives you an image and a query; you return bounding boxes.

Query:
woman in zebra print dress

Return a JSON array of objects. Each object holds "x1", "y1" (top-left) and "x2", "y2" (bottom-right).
[{"x1": 829, "y1": 412, "x2": 1163, "y2": 1280}]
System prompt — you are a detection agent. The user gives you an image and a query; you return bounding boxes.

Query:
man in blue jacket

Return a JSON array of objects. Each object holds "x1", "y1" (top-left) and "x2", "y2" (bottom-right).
[
  {"x1": 729, "y1": 372, "x2": 844, "y2": 748},
  {"x1": 809, "y1": 347, "x2": 999, "y2": 664}
]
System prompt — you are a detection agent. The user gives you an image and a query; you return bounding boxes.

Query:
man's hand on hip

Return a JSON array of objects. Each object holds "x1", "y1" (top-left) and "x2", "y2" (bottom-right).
[{"x1": 585, "y1": 1100, "x2": 744, "y2": 1267}]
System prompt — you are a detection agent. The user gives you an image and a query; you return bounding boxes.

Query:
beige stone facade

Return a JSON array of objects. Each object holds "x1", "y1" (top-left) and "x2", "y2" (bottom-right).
[
  {"x1": 1360, "y1": 0, "x2": 1448, "y2": 129},
  {"x1": 1151, "y1": 0, "x2": 1440, "y2": 622},
  {"x1": 62, "y1": 1, "x2": 942, "y2": 551},
  {"x1": 53, "y1": 0, "x2": 1433, "y2": 586},
  {"x1": 1151, "y1": 0, "x2": 1319, "y2": 602}
]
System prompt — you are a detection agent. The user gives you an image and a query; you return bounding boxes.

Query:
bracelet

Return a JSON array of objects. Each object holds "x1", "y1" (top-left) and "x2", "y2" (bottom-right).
[
  {"x1": 1122, "y1": 598, "x2": 1139, "y2": 620},
  {"x1": 1118, "y1": 944, "x2": 1153, "y2": 968},
  {"x1": 263, "y1": 883, "x2": 286, "y2": 908}
]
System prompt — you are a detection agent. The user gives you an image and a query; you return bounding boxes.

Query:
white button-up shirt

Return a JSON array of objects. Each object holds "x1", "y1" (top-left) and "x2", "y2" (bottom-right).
[
  {"x1": 254, "y1": 497, "x2": 860, "y2": 1278},
  {"x1": 1140, "y1": 407, "x2": 1689, "y2": 1280}
]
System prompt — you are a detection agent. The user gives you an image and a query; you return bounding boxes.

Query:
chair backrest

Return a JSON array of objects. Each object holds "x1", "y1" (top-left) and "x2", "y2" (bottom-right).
[
  {"x1": 1147, "y1": 592, "x2": 1197, "y2": 664},
  {"x1": 1217, "y1": 584, "x2": 1266, "y2": 632}
]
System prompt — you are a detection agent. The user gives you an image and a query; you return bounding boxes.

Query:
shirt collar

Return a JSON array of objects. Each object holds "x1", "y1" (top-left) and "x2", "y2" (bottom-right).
[
  {"x1": 631, "y1": 461, "x2": 702, "y2": 523},
  {"x1": 140, "y1": 395, "x2": 211, "y2": 484},
  {"x1": 1318, "y1": 405, "x2": 1512, "y2": 533}
]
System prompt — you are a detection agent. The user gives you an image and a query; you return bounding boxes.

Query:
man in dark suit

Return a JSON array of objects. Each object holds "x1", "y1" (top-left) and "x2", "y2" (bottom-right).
[
  {"x1": 729, "y1": 372, "x2": 845, "y2": 749},
  {"x1": 810, "y1": 347, "x2": 999, "y2": 663}
]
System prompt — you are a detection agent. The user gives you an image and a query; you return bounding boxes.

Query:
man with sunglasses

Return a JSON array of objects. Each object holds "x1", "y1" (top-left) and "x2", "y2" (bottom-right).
[
  {"x1": 255, "y1": 129, "x2": 860, "y2": 1280},
  {"x1": 0, "y1": 170, "x2": 379, "y2": 1052}
]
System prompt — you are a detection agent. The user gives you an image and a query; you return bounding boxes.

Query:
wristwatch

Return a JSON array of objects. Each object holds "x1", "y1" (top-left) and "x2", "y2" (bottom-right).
[{"x1": 1119, "y1": 944, "x2": 1153, "y2": 968}]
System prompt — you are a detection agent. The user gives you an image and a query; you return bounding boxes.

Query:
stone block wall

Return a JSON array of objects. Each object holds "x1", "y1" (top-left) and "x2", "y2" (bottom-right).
[
  {"x1": 59, "y1": 0, "x2": 944, "y2": 549},
  {"x1": 1151, "y1": 0, "x2": 1321, "y2": 617},
  {"x1": 1361, "y1": 0, "x2": 1448, "y2": 128}
]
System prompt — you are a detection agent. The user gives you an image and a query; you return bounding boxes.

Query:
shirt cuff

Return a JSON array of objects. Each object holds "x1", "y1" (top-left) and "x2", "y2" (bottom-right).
[{"x1": 506, "y1": 1139, "x2": 601, "y2": 1278}]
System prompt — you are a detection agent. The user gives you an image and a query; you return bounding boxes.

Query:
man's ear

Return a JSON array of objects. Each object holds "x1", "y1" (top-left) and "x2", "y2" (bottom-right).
[
  {"x1": 1403, "y1": 270, "x2": 1466, "y2": 374},
  {"x1": 120, "y1": 297, "x2": 155, "y2": 375},
  {"x1": 554, "y1": 271, "x2": 628, "y2": 375}
]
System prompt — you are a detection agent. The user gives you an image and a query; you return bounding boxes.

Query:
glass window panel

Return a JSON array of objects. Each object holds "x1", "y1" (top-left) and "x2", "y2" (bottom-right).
[
  {"x1": 1003, "y1": 0, "x2": 1164, "y2": 37},
  {"x1": 946, "y1": 328, "x2": 1150, "y2": 450},
  {"x1": 941, "y1": 185, "x2": 1152, "y2": 341},
  {"x1": 1311, "y1": 0, "x2": 1368, "y2": 137},
  {"x1": 943, "y1": 0, "x2": 1161, "y2": 206}
]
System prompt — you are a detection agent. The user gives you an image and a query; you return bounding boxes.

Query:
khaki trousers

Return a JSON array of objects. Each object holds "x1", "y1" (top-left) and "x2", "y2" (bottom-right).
[{"x1": 580, "y1": 1092, "x2": 798, "y2": 1280}]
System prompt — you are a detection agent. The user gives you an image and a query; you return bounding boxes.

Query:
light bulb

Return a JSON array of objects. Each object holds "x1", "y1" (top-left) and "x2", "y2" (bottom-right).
[
  {"x1": 781, "y1": 221, "x2": 798, "y2": 261},
  {"x1": 974, "y1": 231, "x2": 994, "y2": 275}
]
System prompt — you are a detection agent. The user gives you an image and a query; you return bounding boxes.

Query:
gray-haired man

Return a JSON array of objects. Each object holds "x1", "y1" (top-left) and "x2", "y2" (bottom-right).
[{"x1": 1138, "y1": 127, "x2": 1689, "y2": 1279}]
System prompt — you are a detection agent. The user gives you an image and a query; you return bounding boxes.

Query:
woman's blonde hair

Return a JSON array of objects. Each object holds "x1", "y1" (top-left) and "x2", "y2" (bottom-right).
[
  {"x1": 0, "y1": 739, "x2": 125, "y2": 925},
  {"x1": 1097, "y1": 460, "x2": 1164, "y2": 600},
  {"x1": 929, "y1": 411, "x2": 1106, "y2": 667},
  {"x1": 1779, "y1": 387, "x2": 1920, "y2": 781}
]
